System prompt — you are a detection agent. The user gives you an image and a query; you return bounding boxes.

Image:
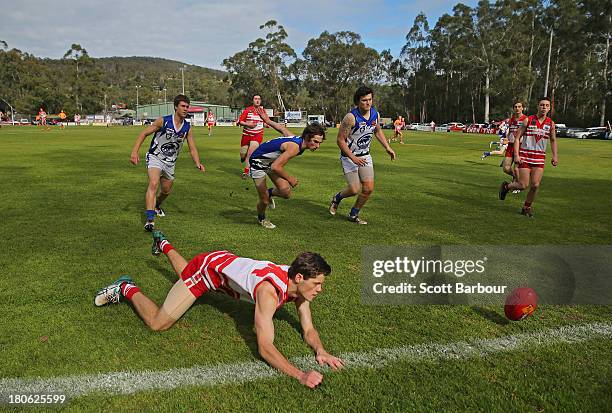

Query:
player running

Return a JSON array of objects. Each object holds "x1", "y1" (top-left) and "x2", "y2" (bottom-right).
[
  {"x1": 328, "y1": 86, "x2": 396, "y2": 225},
  {"x1": 502, "y1": 101, "x2": 528, "y2": 183},
  {"x1": 38, "y1": 107, "x2": 50, "y2": 131},
  {"x1": 206, "y1": 110, "x2": 216, "y2": 136},
  {"x1": 94, "y1": 231, "x2": 344, "y2": 389},
  {"x1": 481, "y1": 121, "x2": 509, "y2": 159},
  {"x1": 392, "y1": 116, "x2": 405, "y2": 144},
  {"x1": 249, "y1": 108, "x2": 325, "y2": 229},
  {"x1": 58, "y1": 109, "x2": 67, "y2": 130},
  {"x1": 499, "y1": 97, "x2": 558, "y2": 217},
  {"x1": 237, "y1": 95, "x2": 265, "y2": 178},
  {"x1": 130, "y1": 94, "x2": 205, "y2": 231}
]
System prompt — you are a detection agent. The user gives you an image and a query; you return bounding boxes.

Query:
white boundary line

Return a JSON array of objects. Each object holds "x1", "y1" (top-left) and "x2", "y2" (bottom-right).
[{"x1": 1, "y1": 322, "x2": 610, "y2": 398}]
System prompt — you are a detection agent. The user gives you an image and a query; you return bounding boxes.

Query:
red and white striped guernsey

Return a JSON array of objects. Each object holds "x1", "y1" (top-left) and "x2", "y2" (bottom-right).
[
  {"x1": 507, "y1": 114, "x2": 527, "y2": 143},
  {"x1": 519, "y1": 115, "x2": 554, "y2": 166},
  {"x1": 239, "y1": 106, "x2": 264, "y2": 139},
  {"x1": 181, "y1": 251, "x2": 293, "y2": 308}
]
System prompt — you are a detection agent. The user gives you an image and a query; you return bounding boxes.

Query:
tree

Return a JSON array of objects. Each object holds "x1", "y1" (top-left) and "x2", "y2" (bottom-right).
[
  {"x1": 63, "y1": 44, "x2": 93, "y2": 112},
  {"x1": 299, "y1": 31, "x2": 380, "y2": 122},
  {"x1": 223, "y1": 20, "x2": 296, "y2": 110}
]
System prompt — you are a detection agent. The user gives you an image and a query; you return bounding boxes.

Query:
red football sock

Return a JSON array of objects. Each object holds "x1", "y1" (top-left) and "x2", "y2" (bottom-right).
[
  {"x1": 160, "y1": 240, "x2": 175, "y2": 254},
  {"x1": 121, "y1": 283, "x2": 141, "y2": 300},
  {"x1": 243, "y1": 166, "x2": 249, "y2": 174},
  {"x1": 524, "y1": 201, "x2": 532, "y2": 208}
]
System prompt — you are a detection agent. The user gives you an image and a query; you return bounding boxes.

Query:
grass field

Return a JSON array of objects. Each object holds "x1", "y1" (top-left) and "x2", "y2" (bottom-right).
[{"x1": 1, "y1": 124, "x2": 611, "y2": 412}]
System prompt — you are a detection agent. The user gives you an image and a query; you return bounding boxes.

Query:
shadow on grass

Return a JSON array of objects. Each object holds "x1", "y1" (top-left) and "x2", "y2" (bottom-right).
[{"x1": 471, "y1": 306, "x2": 509, "y2": 325}]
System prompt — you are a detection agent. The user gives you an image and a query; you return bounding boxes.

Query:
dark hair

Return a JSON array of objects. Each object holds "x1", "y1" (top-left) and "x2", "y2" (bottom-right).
[
  {"x1": 288, "y1": 252, "x2": 331, "y2": 280},
  {"x1": 513, "y1": 100, "x2": 523, "y2": 106},
  {"x1": 538, "y1": 96, "x2": 551, "y2": 103},
  {"x1": 174, "y1": 94, "x2": 190, "y2": 109},
  {"x1": 253, "y1": 94, "x2": 261, "y2": 100},
  {"x1": 354, "y1": 86, "x2": 374, "y2": 105},
  {"x1": 301, "y1": 123, "x2": 326, "y2": 140}
]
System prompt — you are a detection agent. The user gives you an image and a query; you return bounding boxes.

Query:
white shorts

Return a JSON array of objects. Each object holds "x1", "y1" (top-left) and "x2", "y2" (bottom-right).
[
  {"x1": 249, "y1": 157, "x2": 274, "y2": 180},
  {"x1": 340, "y1": 155, "x2": 374, "y2": 182},
  {"x1": 147, "y1": 153, "x2": 176, "y2": 180}
]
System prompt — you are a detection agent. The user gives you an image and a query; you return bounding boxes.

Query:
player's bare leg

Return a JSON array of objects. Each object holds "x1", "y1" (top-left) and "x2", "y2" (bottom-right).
[
  {"x1": 268, "y1": 172, "x2": 292, "y2": 200},
  {"x1": 329, "y1": 172, "x2": 360, "y2": 215},
  {"x1": 253, "y1": 176, "x2": 276, "y2": 228},
  {"x1": 244, "y1": 141, "x2": 260, "y2": 173},
  {"x1": 154, "y1": 177, "x2": 173, "y2": 215},
  {"x1": 240, "y1": 145, "x2": 249, "y2": 177},
  {"x1": 501, "y1": 157, "x2": 515, "y2": 178},
  {"x1": 354, "y1": 179, "x2": 374, "y2": 209},
  {"x1": 521, "y1": 167, "x2": 543, "y2": 217},
  {"x1": 144, "y1": 168, "x2": 163, "y2": 230}
]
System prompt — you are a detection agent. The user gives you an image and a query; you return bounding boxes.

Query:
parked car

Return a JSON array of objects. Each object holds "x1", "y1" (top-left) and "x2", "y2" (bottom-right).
[
  {"x1": 566, "y1": 127, "x2": 589, "y2": 139},
  {"x1": 19, "y1": 118, "x2": 31, "y2": 125},
  {"x1": 585, "y1": 127, "x2": 609, "y2": 139},
  {"x1": 381, "y1": 123, "x2": 394, "y2": 129},
  {"x1": 555, "y1": 123, "x2": 568, "y2": 137},
  {"x1": 406, "y1": 123, "x2": 419, "y2": 130}
]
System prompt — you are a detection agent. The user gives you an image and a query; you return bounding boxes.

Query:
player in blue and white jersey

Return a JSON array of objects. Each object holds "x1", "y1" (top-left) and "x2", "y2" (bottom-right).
[
  {"x1": 249, "y1": 108, "x2": 326, "y2": 229},
  {"x1": 329, "y1": 86, "x2": 396, "y2": 225},
  {"x1": 130, "y1": 94, "x2": 205, "y2": 231}
]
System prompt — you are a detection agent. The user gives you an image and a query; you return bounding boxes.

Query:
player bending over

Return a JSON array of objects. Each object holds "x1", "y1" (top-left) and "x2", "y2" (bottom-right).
[
  {"x1": 249, "y1": 108, "x2": 325, "y2": 229},
  {"x1": 94, "y1": 231, "x2": 344, "y2": 388}
]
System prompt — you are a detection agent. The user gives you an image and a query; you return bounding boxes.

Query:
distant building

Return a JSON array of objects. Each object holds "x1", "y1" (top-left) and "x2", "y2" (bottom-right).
[{"x1": 136, "y1": 102, "x2": 238, "y2": 126}]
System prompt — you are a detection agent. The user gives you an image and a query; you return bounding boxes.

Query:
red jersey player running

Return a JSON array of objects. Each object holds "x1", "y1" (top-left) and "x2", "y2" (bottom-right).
[
  {"x1": 206, "y1": 110, "x2": 215, "y2": 136},
  {"x1": 94, "y1": 231, "x2": 344, "y2": 388},
  {"x1": 499, "y1": 96, "x2": 558, "y2": 217},
  {"x1": 238, "y1": 94, "x2": 265, "y2": 178},
  {"x1": 502, "y1": 101, "x2": 527, "y2": 185}
]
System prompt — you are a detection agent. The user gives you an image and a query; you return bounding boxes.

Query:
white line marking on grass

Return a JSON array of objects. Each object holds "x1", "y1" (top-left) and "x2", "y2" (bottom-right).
[{"x1": 1, "y1": 322, "x2": 610, "y2": 398}]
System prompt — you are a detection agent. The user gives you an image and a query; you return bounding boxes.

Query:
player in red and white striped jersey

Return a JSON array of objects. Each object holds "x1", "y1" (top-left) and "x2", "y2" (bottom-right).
[
  {"x1": 206, "y1": 110, "x2": 215, "y2": 136},
  {"x1": 94, "y1": 231, "x2": 343, "y2": 389},
  {"x1": 502, "y1": 101, "x2": 528, "y2": 181},
  {"x1": 499, "y1": 97, "x2": 558, "y2": 217},
  {"x1": 238, "y1": 95, "x2": 265, "y2": 178}
]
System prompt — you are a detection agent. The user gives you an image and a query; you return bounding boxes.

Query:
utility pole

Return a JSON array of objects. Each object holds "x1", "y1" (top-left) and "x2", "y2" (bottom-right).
[
  {"x1": 136, "y1": 85, "x2": 141, "y2": 121},
  {"x1": 163, "y1": 88, "x2": 167, "y2": 103},
  {"x1": 180, "y1": 66, "x2": 186, "y2": 95},
  {"x1": 544, "y1": 29, "x2": 553, "y2": 97}
]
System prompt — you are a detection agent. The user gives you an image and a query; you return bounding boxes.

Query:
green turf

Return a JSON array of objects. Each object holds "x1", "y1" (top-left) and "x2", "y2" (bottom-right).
[{"x1": 0, "y1": 125, "x2": 610, "y2": 411}]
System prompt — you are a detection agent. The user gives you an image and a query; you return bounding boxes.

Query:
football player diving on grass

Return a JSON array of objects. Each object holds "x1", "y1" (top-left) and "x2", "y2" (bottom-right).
[{"x1": 94, "y1": 231, "x2": 344, "y2": 389}]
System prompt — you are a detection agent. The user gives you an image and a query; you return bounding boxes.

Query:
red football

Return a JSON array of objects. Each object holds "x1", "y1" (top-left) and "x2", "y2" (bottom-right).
[{"x1": 504, "y1": 287, "x2": 538, "y2": 321}]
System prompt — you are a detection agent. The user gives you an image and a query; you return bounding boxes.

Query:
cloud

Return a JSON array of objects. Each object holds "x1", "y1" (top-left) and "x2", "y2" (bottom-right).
[{"x1": 1, "y1": 0, "x2": 477, "y2": 68}]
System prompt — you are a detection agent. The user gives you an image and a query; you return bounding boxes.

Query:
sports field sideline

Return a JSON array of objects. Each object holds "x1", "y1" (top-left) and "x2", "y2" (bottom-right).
[{"x1": 1, "y1": 125, "x2": 610, "y2": 411}]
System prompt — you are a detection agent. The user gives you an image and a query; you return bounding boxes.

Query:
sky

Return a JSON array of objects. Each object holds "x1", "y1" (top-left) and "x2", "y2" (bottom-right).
[{"x1": 1, "y1": 0, "x2": 479, "y2": 70}]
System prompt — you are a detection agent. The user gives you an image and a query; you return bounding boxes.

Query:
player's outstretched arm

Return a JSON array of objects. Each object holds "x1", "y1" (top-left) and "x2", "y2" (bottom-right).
[
  {"x1": 337, "y1": 113, "x2": 367, "y2": 166},
  {"x1": 295, "y1": 298, "x2": 344, "y2": 370},
  {"x1": 375, "y1": 122, "x2": 396, "y2": 161},
  {"x1": 255, "y1": 283, "x2": 323, "y2": 388},
  {"x1": 131, "y1": 117, "x2": 163, "y2": 165},
  {"x1": 255, "y1": 107, "x2": 292, "y2": 137},
  {"x1": 185, "y1": 129, "x2": 205, "y2": 172}
]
